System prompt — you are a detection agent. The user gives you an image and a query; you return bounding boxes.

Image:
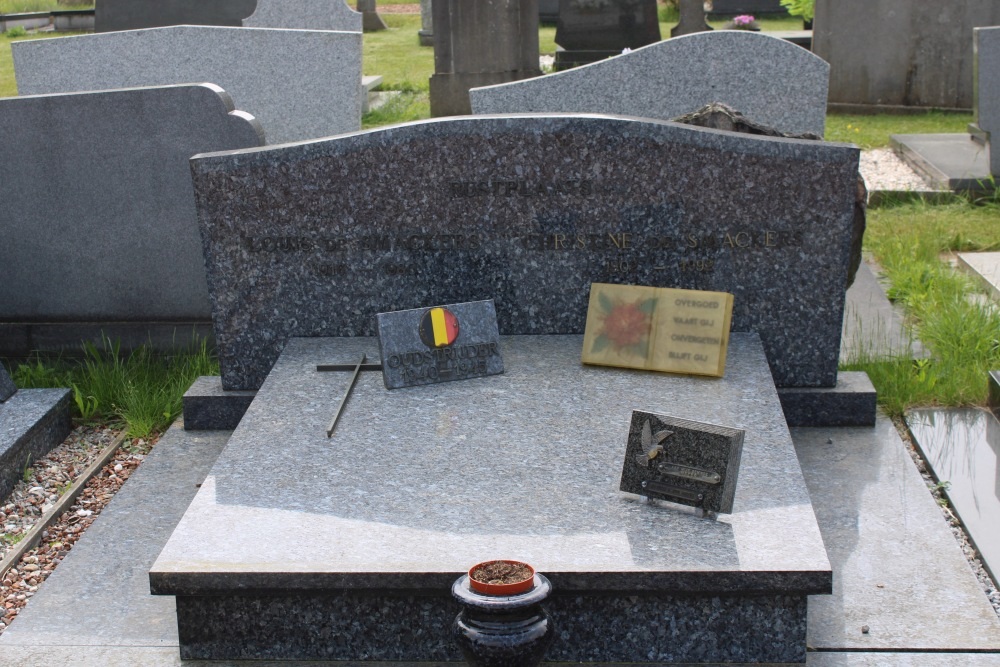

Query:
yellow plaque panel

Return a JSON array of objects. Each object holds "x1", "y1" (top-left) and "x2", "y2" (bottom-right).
[{"x1": 582, "y1": 283, "x2": 734, "y2": 377}]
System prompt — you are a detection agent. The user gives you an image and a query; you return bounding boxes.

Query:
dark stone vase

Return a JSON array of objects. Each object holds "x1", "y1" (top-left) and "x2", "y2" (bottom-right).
[{"x1": 451, "y1": 574, "x2": 554, "y2": 667}]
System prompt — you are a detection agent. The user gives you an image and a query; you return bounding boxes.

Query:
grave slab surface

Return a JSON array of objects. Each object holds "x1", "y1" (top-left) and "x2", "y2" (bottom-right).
[
  {"x1": 959, "y1": 252, "x2": 1000, "y2": 301},
  {"x1": 906, "y1": 408, "x2": 1000, "y2": 584},
  {"x1": 890, "y1": 134, "x2": 993, "y2": 191},
  {"x1": 0, "y1": 425, "x2": 229, "y2": 648},
  {"x1": 151, "y1": 334, "x2": 830, "y2": 663},
  {"x1": 794, "y1": 417, "x2": 1000, "y2": 651}
]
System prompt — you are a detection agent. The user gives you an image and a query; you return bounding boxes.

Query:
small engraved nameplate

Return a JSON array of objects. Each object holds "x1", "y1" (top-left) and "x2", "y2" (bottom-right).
[
  {"x1": 376, "y1": 300, "x2": 504, "y2": 390},
  {"x1": 620, "y1": 410, "x2": 744, "y2": 514}
]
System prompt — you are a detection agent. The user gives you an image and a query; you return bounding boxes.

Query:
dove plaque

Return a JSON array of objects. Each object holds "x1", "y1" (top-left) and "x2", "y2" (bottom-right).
[{"x1": 619, "y1": 410, "x2": 744, "y2": 514}]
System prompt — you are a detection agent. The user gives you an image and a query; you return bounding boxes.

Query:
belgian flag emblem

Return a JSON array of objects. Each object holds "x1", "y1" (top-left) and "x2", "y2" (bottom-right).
[{"x1": 419, "y1": 307, "x2": 460, "y2": 348}]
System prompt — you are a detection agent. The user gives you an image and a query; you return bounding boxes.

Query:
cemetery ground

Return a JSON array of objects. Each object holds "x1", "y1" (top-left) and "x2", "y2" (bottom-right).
[{"x1": 2, "y1": 5, "x2": 1000, "y2": 664}]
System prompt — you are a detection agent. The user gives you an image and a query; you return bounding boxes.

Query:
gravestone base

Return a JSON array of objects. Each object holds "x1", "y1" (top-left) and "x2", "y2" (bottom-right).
[
  {"x1": 172, "y1": 591, "x2": 809, "y2": 662},
  {"x1": 152, "y1": 334, "x2": 831, "y2": 663},
  {"x1": 776, "y1": 371, "x2": 877, "y2": 427},
  {"x1": 181, "y1": 377, "x2": 255, "y2": 431},
  {"x1": 553, "y1": 46, "x2": 622, "y2": 70},
  {"x1": 0, "y1": 389, "x2": 72, "y2": 500},
  {"x1": 890, "y1": 133, "x2": 996, "y2": 192},
  {"x1": 430, "y1": 70, "x2": 541, "y2": 116},
  {"x1": 0, "y1": 321, "x2": 214, "y2": 359}
]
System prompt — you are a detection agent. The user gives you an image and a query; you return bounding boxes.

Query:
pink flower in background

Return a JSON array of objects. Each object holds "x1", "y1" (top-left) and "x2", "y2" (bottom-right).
[{"x1": 732, "y1": 14, "x2": 755, "y2": 26}]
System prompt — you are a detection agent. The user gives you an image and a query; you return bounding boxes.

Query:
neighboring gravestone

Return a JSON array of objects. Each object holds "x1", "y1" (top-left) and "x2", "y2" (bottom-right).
[
  {"x1": 13, "y1": 26, "x2": 362, "y2": 145},
  {"x1": 357, "y1": 0, "x2": 387, "y2": 31},
  {"x1": 970, "y1": 26, "x2": 999, "y2": 176},
  {"x1": 95, "y1": 0, "x2": 256, "y2": 32},
  {"x1": 430, "y1": 0, "x2": 541, "y2": 116},
  {"x1": 189, "y1": 114, "x2": 859, "y2": 391},
  {"x1": 710, "y1": 0, "x2": 786, "y2": 13},
  {"x1": 0, "y1": 367, "x2": 16, "y2": 403},
  {"x1": 472, "y1": 31, "x2": 830, "y2": 136},
  {"x1": 556, "y1": 0, "x2": 661, "y2": 69},
  {"x1": 671, "y1": 0, "x2": 711, "y2": 37},
  {"x1": 419, "y1": 0, "x2": 433, "y2": 45},
  {"x1": 813, "y1": 0, "x2": 1000, "y2": 109},
  {"x1": 539, "y1": 0, "x2": 558, "y2": 22},
  {"x1": 243, "y1": 0, "x2": 362, "y2": 31},
  {"x1": 0, "y1": 84, "x2": 263, "y2": 323}
]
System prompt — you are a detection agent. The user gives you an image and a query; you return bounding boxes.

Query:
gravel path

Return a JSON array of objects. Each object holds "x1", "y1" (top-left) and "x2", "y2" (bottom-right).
[{"x1": 860, "y1": 148, "x2": 940, "y2": 194}]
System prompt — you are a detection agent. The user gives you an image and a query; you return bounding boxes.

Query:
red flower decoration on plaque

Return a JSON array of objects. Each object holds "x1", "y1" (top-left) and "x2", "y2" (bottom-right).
[{"x1": 591, "y1": 290, "x2": 656, "y2": 359}]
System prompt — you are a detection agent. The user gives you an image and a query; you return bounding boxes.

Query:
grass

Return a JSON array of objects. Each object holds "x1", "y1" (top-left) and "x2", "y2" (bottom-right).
[
  {"x1": 826, "y1": 111, "x2": 974, "y2": 149},
  {"x1": 843, "y1": 196, "x2": 1000, "y2": 416},
  {"x1": 0, "y1": 0, "x2": 91, "y2": 13},
  {"x1": 10, "y1": 336, "x2": 218, "y2": 438}
]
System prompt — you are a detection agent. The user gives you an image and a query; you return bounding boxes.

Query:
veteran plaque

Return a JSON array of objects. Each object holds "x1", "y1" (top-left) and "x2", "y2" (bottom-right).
[
  {"x1": 376, "y1": 300, "x2": 504, "y2": 389},
  {"x1": 582, "y1": 283, "x2": 734, "y2": 377},
  {"x1": 620, "y1": 410, "x2": 744, "y2": 514}
]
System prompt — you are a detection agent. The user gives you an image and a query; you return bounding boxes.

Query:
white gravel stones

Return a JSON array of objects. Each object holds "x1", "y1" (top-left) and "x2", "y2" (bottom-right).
[{"x1": 860, "y1": 148, "x2": 940, "y2": 193}]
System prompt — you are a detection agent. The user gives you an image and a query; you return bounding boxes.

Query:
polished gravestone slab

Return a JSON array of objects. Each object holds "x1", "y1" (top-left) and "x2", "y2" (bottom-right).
[
  {"x1": 959, "y1": 251, "x2": 1000, "y2": 301},
  {"x1": 151, "y1": 333, "x2": 831, "y2": 663},
  {"x1": 906, "y1": 408, "x2": 1000, "y2": 585},
  {"x1": 890, "y1": 133, "x2": 994, "y2": 192}
]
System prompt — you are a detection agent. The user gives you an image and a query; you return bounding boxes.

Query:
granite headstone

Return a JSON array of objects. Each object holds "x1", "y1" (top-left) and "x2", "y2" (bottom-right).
[
  {"x1": 0, "y1": 84, "x2": 263, "y2": 323},
  {"x1": 430, "y1": 0, "x2": 541, "y2": 116},
  {"x1": 813, "y1": 0, "x2": 1000, "y2": 110},
  {"x1": 0, "y1": 367, "x2": 16, "y2": 403},
  {"x1": 95, "y1": 0, "x2": 256, "y2": 32},
  {"x1": 619, "y1": 410, "x2": 743, "y2": 514},
  {"x1": 243, "y1": 0, "x2": 362, "y2": 31},
  {"x1": 375, "y1": 300, "x2": 503, "y2": 389},
  {"x1": 710, "y1": 0, "x2": 786, "y2": 14},
  {"x1": 555, "y1": 0, "x2": 661, "y2": 69},
  {"x1": 419, "y1": 0, "x2": 433, "y2": 45},
  {"x1": 971, "y1": 26, "x2": 999, "y2": 176},
  {"x1": 471, "y1": 30, "x2": 830, "y2": 137},
  {"x1": 357, "y1": 0, "x2": 387, "y2": 31},
  {"x1": 13, "y1": 26, "x2": 362, "y2": 145},
  {"x1": 189, "y1": 114, "x2": 859, "y2": 391}
]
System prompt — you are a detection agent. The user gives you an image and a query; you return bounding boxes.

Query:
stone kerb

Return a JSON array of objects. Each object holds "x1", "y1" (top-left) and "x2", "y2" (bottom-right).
[
  {"x1": 190, "y1": 114, "x2": 859, "y2": 391},
  {"x1": 95, "y1": 0, "x2": 257, "y2": 32},
  {"x1": 0, "y1": 84, "x2": 264, "y2": 323},
  {"x1": 243, "y1": 0, "x2": 361, "y2": 32},
  {"x1": 471, "y1": 31, "x2": 829, "y2": 137},
  {"x1": 12, "y1": 25, "x2": 362, "y2": 145}
]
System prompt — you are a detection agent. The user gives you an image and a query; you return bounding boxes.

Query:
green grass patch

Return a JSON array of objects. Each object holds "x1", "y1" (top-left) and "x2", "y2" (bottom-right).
[
  {"x1": 364, "y1": 14, "x2": 432, "y2": 90},
  {"x1": 826, "y1": 111, "x2": 973, "y2": 149},
  {"x1": 843, "y1": 198, "x2": 1000, "y2": 416},
  {"x1": 0, "y1": 0, "x2": 91, "y2": 13},
  {"x1": 10, "y1": 336, "x2": 218, "y2": 438}
]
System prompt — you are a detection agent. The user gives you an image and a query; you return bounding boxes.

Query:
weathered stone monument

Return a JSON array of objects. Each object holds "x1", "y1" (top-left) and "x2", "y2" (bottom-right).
[
  {"x1": 243, "y1": 0, "x2": 362, "y2": 31},
  {"x1": 430, "y1": 0, "x2": 541, "y2": 116},
  {"x1": 890, "y1": 26, "x2": 999, "y2": 191},
  {"x1": 12, "y1": 26, "x2": 362, "y2": 144},
  {"x1": 357, "y1": 0, "x2": 387, "y2": 31},
  {"x1": 555, "y1": 0, "x2": 661, "y2": 69},
  {"x1": 671, "y1": 0, "x2": 711, "y2": 37},
  {"x1": 0, "y1": 84, "x2": 263, "y2": 351},
  {"x1": 472, "y1": 30, "x2": 830, "y2": 136},
  {"x1": 95, "y1": 0, "x2": 256, "y2": 32},
  {"x1": 0, "y1": 366, "x2": 71, "y2": 500},
  {"x1": 813, "y1": 0, "x2": 1000, "y2": 110},
  {"x1": 419, "y1": 0, "x2": 433, "y2": 45},
  {"x1": 151, "y1": 112, "x2": 864, "y2": 662}
]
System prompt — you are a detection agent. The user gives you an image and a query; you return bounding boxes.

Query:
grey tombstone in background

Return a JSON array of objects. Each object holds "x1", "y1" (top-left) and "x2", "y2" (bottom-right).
[
  {"x1": 813, "y1": 0, "x2": 1000, "y2": 110},
  {"x1": 671, "y1": 0, "x2": 711, "y2": 37},
  {"x1": 710, "y1": 0, "x2": 786, "y2": 13},
  {"x1": 539, "y1": 0, "x2": 558, "y2": 22},
  {"x1": 472, "y1": 31, "x2": 829, "y2": 137},
  {"x1": 430, "y1": 0, "x2": 541, "y2": 116},
  {"x1": 419, "y1": 0, "x2": 433, "y2": 45},
  {"x1": 95, "y1": 0, "x2": 256, "y2": 32},
  {"x1": 243, "y1": 0, "x2": 362, "y2": 31},
  {"x1": 0, "y1": 367, "x2": 15, "y2": 403},
  {"x1": 555, "y1": 0, "x2": 661, "y2": 70},
  {"x1": 13, "y1": 26, "x2": 362, "y2": 144},
  {"x1": 357, "y1": 0, "x2": 386, "y2": 31},
  {"x1": 188, "y1": 114, "x2": 858, "y2": 391},
  {"x1": 0, "y1": 84, "x2": 263, "y2": 324},
  {"x1": 970, "y1": 26, "x2": 999, "y2": 176}
]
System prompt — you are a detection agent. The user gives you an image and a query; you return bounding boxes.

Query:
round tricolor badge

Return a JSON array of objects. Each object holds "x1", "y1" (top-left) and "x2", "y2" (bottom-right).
[{"x1": 419, "y1": 307, "x2": 460, "y2": 349}]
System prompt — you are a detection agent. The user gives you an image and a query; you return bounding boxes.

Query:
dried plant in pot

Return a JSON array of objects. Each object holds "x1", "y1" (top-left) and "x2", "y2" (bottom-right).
[{"x1": 468, "y1": 559, "x2": 536, "y2": 596}]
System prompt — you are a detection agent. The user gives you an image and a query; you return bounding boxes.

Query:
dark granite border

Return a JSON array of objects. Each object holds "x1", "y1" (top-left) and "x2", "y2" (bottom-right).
[
  {"x1": 182, "y1": 376, "x2": 255, "y2": 431},
  {"x1": 777, "y1": 371, "x2": 877, "y2": 427},
  {"x1": 0, "y1": 388, "x2": 72, "y2": 499},
  {"x1": 175, "y1": 591, "x2": 808, "y2": 663}
]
